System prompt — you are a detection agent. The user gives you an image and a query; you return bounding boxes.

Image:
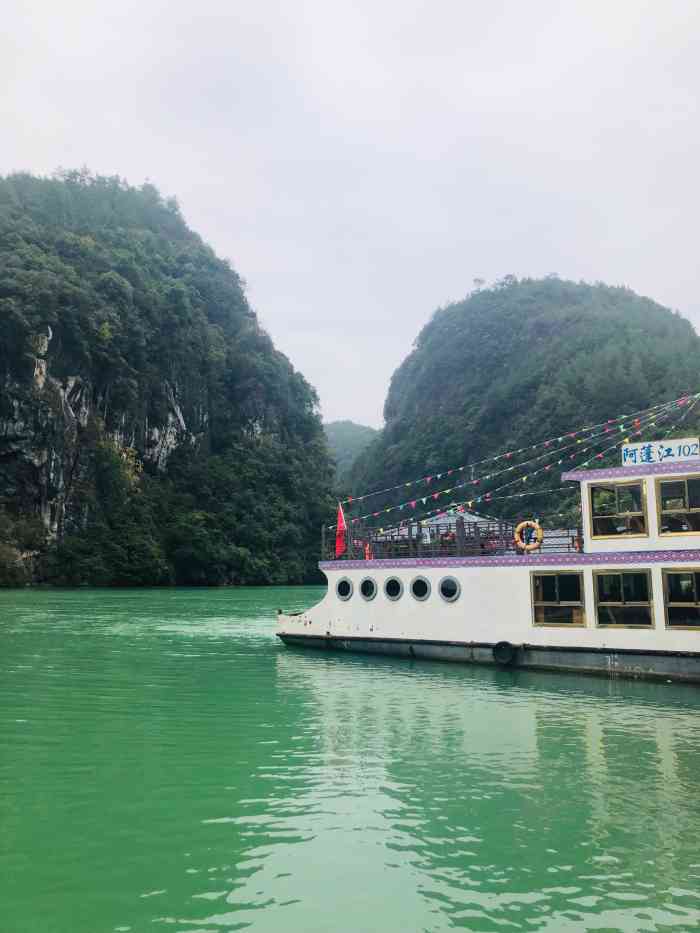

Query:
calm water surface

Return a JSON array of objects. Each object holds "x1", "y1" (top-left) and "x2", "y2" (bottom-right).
[{"x1": 2, "y1": 587, "x2": 700, "y2": 933}]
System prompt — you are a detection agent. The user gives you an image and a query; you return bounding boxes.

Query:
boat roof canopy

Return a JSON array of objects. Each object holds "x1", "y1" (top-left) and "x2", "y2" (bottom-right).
[{"x1": 562, "y1": 461, "x2": 700, "y2": 483}]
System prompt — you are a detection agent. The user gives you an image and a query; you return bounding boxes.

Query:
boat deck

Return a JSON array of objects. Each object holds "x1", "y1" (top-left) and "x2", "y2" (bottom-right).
[{"x1": 324, "y1": 518, "x2": 582, "y2": 562}]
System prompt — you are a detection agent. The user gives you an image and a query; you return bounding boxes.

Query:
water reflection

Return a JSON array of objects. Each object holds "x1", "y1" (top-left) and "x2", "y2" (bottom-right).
[
  {"x1": 1, "y1": 588, "x2": 700, "y2": 933},
  {"x1": 257, "y1": 653, "x2": 700, "y2": 932}
]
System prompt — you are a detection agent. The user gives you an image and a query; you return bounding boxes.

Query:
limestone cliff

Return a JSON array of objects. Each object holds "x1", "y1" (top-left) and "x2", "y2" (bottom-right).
[{"x1": 0, "y1": 170, "x2": 333, "y2": 585}]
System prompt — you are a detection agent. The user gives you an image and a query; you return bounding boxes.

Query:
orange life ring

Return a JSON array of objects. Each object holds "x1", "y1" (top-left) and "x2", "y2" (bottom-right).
[{"x1": 514, "y1": 520, "x2": 543, "y2": 552}]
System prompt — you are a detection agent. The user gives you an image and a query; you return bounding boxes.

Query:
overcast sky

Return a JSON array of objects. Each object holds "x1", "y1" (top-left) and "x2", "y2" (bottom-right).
[{"x1": 3, "y1": 1, "x2": 700, "y2": 426}]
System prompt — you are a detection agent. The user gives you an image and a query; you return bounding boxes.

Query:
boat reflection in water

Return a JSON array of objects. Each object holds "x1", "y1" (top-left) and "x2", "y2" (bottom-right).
[{"x1": 224, "y1": 651, "x2": 700, "y2": 932}]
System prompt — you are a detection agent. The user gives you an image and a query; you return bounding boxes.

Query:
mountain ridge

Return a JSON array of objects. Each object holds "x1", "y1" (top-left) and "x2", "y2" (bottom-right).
[{"x1": 324, "y1": 419, "x2": 378, "y2": 486}]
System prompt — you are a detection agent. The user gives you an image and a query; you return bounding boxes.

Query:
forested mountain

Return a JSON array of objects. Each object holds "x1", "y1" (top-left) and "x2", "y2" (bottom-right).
[
  {"x1": 324, "y1": 420, "x2": 378, "y2": 484},
  {"x1": 350, "y1": 277, "x2": 700, "y2": 522},
  {"x1": 0, "y1": 170, "x2": 334, "y2": 585}
]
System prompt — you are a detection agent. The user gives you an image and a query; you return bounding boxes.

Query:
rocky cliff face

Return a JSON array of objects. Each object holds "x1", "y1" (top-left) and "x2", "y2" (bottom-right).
[
  {"x1": 3, "y1": 324, "x2": 188, "y2": 539},
  {"x1": 0, "y1": 171, "x2": 333, "y2": 585}
]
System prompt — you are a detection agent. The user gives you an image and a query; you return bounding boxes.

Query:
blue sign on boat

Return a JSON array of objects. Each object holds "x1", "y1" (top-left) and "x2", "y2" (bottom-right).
[{"x1": 621, "y1": 437, "x2": 700, "y2": 466}]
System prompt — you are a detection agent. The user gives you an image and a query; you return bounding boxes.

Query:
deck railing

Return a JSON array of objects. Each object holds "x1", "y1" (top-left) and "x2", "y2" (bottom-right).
[{"x1": 322, "y1": 518, "x2": 583, "y2": 562}]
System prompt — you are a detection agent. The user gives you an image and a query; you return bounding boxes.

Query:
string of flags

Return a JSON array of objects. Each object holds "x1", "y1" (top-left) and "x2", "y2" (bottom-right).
[
  {"x1": 341, "y1": 392, "x2": 697, "y2": 506},
  {"x1": 328, "y1": 397, "x2": 687, "y2": 529},
  {"x1": 368, "y1": 488, "x2": 573, "y2": 536},
  {"x1": 363, "y1": 397, "x2": 699, "y2": 534}
]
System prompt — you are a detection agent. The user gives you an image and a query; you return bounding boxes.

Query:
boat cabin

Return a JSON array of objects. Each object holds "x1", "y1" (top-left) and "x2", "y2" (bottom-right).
[{"x1": 563, "y1": 460, "x2": 700, "y2": 553}]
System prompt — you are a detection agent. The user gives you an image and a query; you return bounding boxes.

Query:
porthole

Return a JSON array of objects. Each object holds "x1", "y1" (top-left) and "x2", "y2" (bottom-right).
[
  {"x1": 439, "y1": 576, "x2": 461, "y2": 603},
  {"x1": 360, "y1": 577, "x2": 377, "y2": 601},
  {"x1": 384, "y1": 577, "x2": 403, "y2": 601},
  {"x1": 410, "y1": 576, "x2": 431, "y2": 601},
  {"x1": 336, "y1": 578, "x2": 353, "y2": 601}
]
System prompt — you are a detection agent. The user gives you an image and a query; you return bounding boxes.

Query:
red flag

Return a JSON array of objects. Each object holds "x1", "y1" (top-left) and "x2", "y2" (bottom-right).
[{"x1": 335, "y1": 502, "x2": 347, "y2": 558}]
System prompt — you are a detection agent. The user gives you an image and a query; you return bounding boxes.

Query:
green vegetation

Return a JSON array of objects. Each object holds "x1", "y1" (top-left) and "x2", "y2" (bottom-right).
[
  {"x1": 0, "y1": 170, "x2": 334, "y2": 586},
  {"x1": 349, "y1": 277, "x2": 700, "y2": 525},
  {"x1": 324, "y1": 420, "x2": 378, "y2": 485}
]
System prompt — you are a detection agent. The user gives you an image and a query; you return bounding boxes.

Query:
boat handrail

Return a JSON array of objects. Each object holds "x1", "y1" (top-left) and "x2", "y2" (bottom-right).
[{"x1": 323, "y1": 518, "x2": 584, "y2": 562}]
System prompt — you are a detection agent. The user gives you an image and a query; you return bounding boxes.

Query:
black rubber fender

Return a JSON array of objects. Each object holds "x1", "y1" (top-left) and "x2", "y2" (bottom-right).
[{"x1": 493, "y1": 641, "x2": 518, "y2": 666}]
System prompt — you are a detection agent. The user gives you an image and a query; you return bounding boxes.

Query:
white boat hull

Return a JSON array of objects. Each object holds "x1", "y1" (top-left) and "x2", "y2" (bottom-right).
[{"x1": 277, "y1": 554, "x2": 700, "y2": 683}]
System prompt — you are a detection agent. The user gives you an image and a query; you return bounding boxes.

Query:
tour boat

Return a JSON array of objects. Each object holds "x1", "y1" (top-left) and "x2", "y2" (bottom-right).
[{"x1": 278, "y1": 437, "x2": 700, "y2": 683}]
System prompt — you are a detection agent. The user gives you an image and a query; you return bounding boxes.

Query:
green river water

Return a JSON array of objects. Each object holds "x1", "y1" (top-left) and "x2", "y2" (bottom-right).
[{"x1": 2, "y1": 587, "x2": 700, "y2": 933}]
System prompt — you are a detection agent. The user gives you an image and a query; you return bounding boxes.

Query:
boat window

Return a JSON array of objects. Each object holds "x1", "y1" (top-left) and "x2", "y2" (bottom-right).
[
  {"x1": 658, "y1": 477, "x2": 700, "y2": 534},
  {"x1": 410, "y1": 576, "x2": 431, "y2": 601},
  {"x1": 336, "y1": 578, "x2": 353, "y2": 601},
  {"x1": 590, "y1": 483, "x2": 646, "y2": 537},
  {"x1": 594, "y1": 571, "x2": 653, "y2": 626},
  {"x1": 532, "y1": 572, "x2": 585, "y2": 625},
  {"x1": 384, "y1": 577, "x2": 403, "y2": 600},
  {"x1": 439, "y1": 577, "x2": 460, "y2": 602},
  {"x1": 360, "y1": 577, "x2": 377, "y2": 601},
  {"x1": 663, "y1": 569, "x2": 700, "y2": 627}
]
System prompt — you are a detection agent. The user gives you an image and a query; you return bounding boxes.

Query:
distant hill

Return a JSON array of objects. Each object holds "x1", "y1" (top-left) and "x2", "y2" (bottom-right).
[
  {"x1": 324, "y1": 421, "x2": 379, "y2": 486},
  {"x1": 349, "y1": 277, "x2": 700, "y2": 523}
]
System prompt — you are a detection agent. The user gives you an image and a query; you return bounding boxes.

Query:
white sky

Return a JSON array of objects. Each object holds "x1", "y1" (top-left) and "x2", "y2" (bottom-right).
[{"x1": 2, "y1": 1, "x2": 699, "y2": 426}]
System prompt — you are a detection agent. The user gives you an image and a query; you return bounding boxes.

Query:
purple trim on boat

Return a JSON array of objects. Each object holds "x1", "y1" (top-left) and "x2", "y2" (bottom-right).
[
  {"x1": 562, "y1": 461, "x2": 700, "y2": 482},
  {"x1": 319, "y1": 549, "x2": 700, "y2": 571}
]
